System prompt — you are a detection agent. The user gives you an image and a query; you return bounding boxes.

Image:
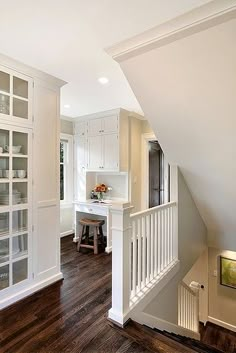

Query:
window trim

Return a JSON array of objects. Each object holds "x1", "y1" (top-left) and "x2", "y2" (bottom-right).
[{"x1": 60, "y1": 133, "x2": 73, "y2": 206}]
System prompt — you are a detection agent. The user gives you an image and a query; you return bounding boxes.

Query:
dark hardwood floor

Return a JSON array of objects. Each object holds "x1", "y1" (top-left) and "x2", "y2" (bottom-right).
[
  {"x1": 200, "y1": 322, "x2": 236, "y2": 353},
  {"x1": 0, "y1": 235, "x2": 151, "y2": 353},
  {"x1": 1, "y1": 235, "x2": 236, "y2": 353}
]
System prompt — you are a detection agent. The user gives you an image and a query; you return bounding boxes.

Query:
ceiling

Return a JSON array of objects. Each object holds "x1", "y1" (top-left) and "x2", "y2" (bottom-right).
[{"x1": 0, "y1": 0, "x2": 211, "y2": 118}]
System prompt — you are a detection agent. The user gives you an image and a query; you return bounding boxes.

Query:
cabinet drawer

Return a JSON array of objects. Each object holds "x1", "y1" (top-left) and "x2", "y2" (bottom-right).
[{"x1": 77, "y1": 204, "x2": 108, "y2": 216}]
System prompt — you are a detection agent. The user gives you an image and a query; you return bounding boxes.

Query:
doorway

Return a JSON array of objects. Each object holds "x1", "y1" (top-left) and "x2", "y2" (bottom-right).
[
  {"x1": 149, "y1": 141, "x2": 164, "y2": 208},
  {"x1": 141, "y1": 133, "x2": 170, "y2": 210}
]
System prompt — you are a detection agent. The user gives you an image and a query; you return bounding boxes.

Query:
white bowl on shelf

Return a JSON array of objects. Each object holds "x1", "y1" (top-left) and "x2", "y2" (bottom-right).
[{"x1": 4, "y1": 145, "x2": 22, "y2": 154}]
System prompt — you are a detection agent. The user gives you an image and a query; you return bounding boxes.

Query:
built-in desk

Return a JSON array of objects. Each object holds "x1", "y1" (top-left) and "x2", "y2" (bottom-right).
[{"x1": 73, "y1": 200, "x2": 130, "y2": 253}]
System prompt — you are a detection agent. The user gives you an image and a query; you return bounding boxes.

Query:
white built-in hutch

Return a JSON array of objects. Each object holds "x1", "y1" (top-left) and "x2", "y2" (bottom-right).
[
  {"x1": 73, "y1": 109, "x2": 131, "y2": 252},
  {"x1": 0, "y1": 54, "x2": 65, "y2": 309}
]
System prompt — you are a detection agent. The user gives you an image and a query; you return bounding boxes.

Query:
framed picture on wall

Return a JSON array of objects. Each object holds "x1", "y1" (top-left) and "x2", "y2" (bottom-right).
[{"x1": 220, "y1": 256, "x2": 236, "y2": 289}]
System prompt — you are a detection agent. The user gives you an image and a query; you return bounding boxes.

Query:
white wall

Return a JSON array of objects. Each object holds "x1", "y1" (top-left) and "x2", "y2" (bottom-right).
[
  {"x1": 144, "y1": 169, "x2": 207, "y2": 324},
  {"x1": 118, "y1": 16, "x2": 236, "y2": 251}
]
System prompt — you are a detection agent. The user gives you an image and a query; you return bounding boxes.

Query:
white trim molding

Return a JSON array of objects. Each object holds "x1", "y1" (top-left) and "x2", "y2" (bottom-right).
[
  {"x1": 133, "y1": 312, "x2": 200, "y2": 340},
  {"x1": 60, "y1": 230, "x2": 74, "y2": 238},
  {"x1": 0, "y1": 272, "x2": 63, "y2": 310},
  {"x1": 208, "y1": 316, "x2": 236, "y2": 333},
  {"x1": 106, "y1": 0, "x2": 236, "y2": 62}
]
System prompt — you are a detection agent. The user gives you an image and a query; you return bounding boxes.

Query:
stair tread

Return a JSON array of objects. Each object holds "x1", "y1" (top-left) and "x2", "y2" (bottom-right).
[
  {"x1": 159, "y1": 329, "x2": 225, "y2": 353},
  {"x1": 110, "y1": 320, "x2": 197, "y2": 353}
]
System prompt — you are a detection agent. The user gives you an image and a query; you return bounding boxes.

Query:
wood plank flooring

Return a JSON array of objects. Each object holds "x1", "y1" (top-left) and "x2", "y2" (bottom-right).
[
  {"x1": 1, "y1": 235, "x2": 236, "y2": 353},
  {"x1": 200, "y1": 322, "x2": 236, "y2": 353},
  {"x1": 0, "y1": 235, "x2": 151, "y2": 353}
]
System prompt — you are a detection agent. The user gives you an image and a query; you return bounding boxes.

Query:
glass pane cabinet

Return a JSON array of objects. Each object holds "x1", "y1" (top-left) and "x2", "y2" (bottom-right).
[
  {"x1": 0, "y1": 65, "x2": 32, "y2": 123},
  {"x1": 0, "y1": 124, "x2": 32, "y2": 292}
]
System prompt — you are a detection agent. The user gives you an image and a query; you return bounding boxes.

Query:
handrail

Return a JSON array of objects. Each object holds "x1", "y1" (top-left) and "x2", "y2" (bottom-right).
[
  {"x1": 130, "y1": 201, "x2": 177, "y2": 219},
  {"x1": 179, "y1": 281, "x2": 197, "y2": 296},
  {"x1": 108, "y1": 200, "x2": 178, "y2": 326}
]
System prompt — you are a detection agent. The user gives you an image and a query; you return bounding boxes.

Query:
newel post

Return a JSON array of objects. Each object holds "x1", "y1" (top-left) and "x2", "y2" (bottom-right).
[{"x1": 108, "y1": 205, "x2": 133, "y2": 326}]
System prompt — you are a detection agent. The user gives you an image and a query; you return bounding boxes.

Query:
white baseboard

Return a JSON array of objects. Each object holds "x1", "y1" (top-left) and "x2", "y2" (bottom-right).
[
  {"x1": 60, "y1": 230, "x2": 74, "y2": 238},
  {"x1": 105, "y1": 246, "x2": 112, "y2": 253},
  {"x1": 133, "y1": 311, "x2": 200, "y2": 340},
  {"x1": 0, "y1": 272, "x2": 63, "y2": 310},
  {"x1": 208, "y1": 316, "x2": 236, "y2": 333}
]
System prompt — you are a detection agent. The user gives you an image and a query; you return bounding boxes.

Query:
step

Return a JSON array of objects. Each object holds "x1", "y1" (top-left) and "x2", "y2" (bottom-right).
[
  {"x1": 110, "y1": 320, "x2": 197, "y2": 353},
  {"x1": 110, "y1": 320, "x2": 225, "y2": 353},
  {"x1": 157, "y1": 329, "x2": 224, "y2": 353}
]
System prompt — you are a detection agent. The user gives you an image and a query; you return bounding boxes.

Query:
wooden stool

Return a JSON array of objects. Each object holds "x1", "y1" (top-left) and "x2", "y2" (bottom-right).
[{"x1": 77, "y1": 218, "x2": 105, "y2": 254}]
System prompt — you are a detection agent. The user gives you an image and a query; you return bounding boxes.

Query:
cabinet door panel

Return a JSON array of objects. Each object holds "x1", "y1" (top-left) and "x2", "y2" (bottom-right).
[
  {"x1": 74, "y1": 121, "x2": 86, "y2": 136},
  {"x1": 87, "y1": 118, "x2": 102, "y2": 136},
  {"x1": 103, "y1": 134, "x2": 119, "y2": 170},
  {"x1": 75, "y1": 135, "x2": 86, "y2": 168},
  {"x1": 87, "y1": 135, "x2": 102, "y2": 170},
  {"x1": 102, "y1": 115, "x2": 118, "y2": 134}
]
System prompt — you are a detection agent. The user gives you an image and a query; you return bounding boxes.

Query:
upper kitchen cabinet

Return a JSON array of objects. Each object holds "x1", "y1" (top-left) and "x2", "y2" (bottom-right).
[
  {"x1": 0, "y1": 66, "x2": 33, "y2": 126},
  {"x1": 87, "y1": 115, "x2": 118, "y2": 135},
  {"x1": 74, "y1": 109, "x2": 129, "y2": 172},
  {"x1": 74, "y1": 121, "x2": 86, "y2": 136}
]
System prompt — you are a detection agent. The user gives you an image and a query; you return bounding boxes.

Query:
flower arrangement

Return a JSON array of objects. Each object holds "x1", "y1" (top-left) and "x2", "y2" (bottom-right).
[{"x1": 93, "y1": 183, "x2": 108, "y2": 201}]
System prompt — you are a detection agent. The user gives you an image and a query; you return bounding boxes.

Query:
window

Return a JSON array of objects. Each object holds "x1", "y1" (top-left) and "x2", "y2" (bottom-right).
[{"x1": 60, "y1": 134, "x2": 73, "y2": 204}]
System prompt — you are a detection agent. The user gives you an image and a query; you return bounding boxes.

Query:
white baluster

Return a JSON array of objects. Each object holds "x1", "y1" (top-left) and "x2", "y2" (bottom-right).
[
  {"x1": 137, "y1": 218, "x2": 141, "y2": 291},
  {"x1": 154, "y1": 212, "x2": 158, "y2": 277},
  {"x1": 142, "y1": 216, "x2": 146, "y2": 287},
  {"x1": 150, "y1": 213, "x2": 154, "y2": 280},
  {"x1": 158, "y1": 211, "x2": 161, "y2": 274},
  {"x1": 146, "y1": 214, "x2": 150, "y2": 282},
  {"x1": 132, "y1": 220, "x2": 137, "y2": 297}
]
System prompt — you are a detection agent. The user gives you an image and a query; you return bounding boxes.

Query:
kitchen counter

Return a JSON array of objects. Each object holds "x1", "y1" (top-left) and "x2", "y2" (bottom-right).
[
  {"x1": 73, "y1": 199, "x2": 130, "y2": 208},
  {"x1": 73, "y1": 199, "x2": 130, "y2": 253}
]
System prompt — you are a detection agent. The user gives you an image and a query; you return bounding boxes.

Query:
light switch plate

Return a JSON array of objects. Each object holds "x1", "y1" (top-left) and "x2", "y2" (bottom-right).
[{"x1": 213, "y1": 270, "x2": 217, "y2": 277}]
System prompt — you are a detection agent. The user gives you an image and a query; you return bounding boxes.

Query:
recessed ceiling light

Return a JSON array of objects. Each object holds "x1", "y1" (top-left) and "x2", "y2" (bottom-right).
[
  {"x1": 98, "y1": 77, "x2": 109, "y2": 85},
  {"x1": 64, "y1": 104, "x2": 70, "y2": 109}
]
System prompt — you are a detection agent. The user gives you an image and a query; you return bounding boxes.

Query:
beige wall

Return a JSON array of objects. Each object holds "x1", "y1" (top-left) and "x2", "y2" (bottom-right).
[
  {"x1": 61, "y1": 116, "x2": 73, "y2": 135},
  {"x1": 144, "y1": 170, "x2": 207, "y2": 323},
  {"x1": 129, "y1": 118, "x2": 155, "y2": 212},
  {"x1": 129, "y1": 117, "x2": 142, "y2": 212},
  {"x1": 141, "y1": 120, "x2": 153, "y2": 134},
  {"x1": 208, "y1": 247, "x2": 236, "y2": 327}
]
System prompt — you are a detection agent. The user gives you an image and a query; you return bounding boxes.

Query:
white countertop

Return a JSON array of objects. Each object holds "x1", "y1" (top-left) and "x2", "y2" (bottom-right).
[{"x1": 73, "y1": 199, "x2": 131, "y2": 209}]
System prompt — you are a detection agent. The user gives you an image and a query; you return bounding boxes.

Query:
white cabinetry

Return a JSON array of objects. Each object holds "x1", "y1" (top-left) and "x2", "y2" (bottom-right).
[
  {"x1": 74, "y1": 121, "x2": 86, "y2": 136},
  {"x1": 0, "y1": 54, "x2": 65, "y2": 309},
  {"x1": 87, "y1": 115, "x2": 118, "y2": 135},
  {"x1": 74, "y1": 111, "x2": 128, "y2": 173}
]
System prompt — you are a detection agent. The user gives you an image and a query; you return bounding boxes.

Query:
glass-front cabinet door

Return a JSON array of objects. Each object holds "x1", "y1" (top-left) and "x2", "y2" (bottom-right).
[
  {"x1": 0, "y1": 125, "x2": 32, "y2": 292},
  {"x1": 0, "y1": 65, "x2": 33, "y2": 124}
]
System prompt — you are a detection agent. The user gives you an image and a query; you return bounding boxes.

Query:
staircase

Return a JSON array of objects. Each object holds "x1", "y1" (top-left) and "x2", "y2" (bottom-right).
[
  {"x1": 110, "y1": 320, "x2": 224, "y2": 353},
  {"x1": 108, "y1": 165, "x2": 205, "y2": 342}
]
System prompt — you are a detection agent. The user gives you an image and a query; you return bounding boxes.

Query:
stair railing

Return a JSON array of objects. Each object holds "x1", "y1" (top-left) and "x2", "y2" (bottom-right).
[
  {"x1": 178, "y1": 281, "x2": 200, "y2": 333},
  {"x1": 108, "y1": 201, "x2": 178, "y2": 326}
]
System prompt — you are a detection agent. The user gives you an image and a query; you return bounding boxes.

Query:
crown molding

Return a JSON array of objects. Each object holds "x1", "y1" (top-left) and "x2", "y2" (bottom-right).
[
  {"x1": 0, "y1": 53, "x2": 66, "y2": 88},
  {"x1": 106, "y1": 0, "x2": 236, "y2": 62}
]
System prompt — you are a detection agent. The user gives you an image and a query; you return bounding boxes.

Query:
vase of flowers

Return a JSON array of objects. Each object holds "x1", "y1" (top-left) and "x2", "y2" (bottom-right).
[{"x1": 93, "y1": 183, "x2": 108, "y2": 201}]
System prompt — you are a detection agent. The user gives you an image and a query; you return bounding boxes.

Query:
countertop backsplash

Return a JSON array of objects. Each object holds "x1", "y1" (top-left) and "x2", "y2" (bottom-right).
[{"x1": 96, "y1": 173, "x2": 128, "y2": 200}]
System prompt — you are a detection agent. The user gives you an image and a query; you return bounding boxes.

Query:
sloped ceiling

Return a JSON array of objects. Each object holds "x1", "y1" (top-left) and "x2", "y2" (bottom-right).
[
  {"x1": 113, "y1": 11, "x2": 236, "y2": 250},
  {"x1": 0, "y1": 0, "x2": 211, "y2": 117}
]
